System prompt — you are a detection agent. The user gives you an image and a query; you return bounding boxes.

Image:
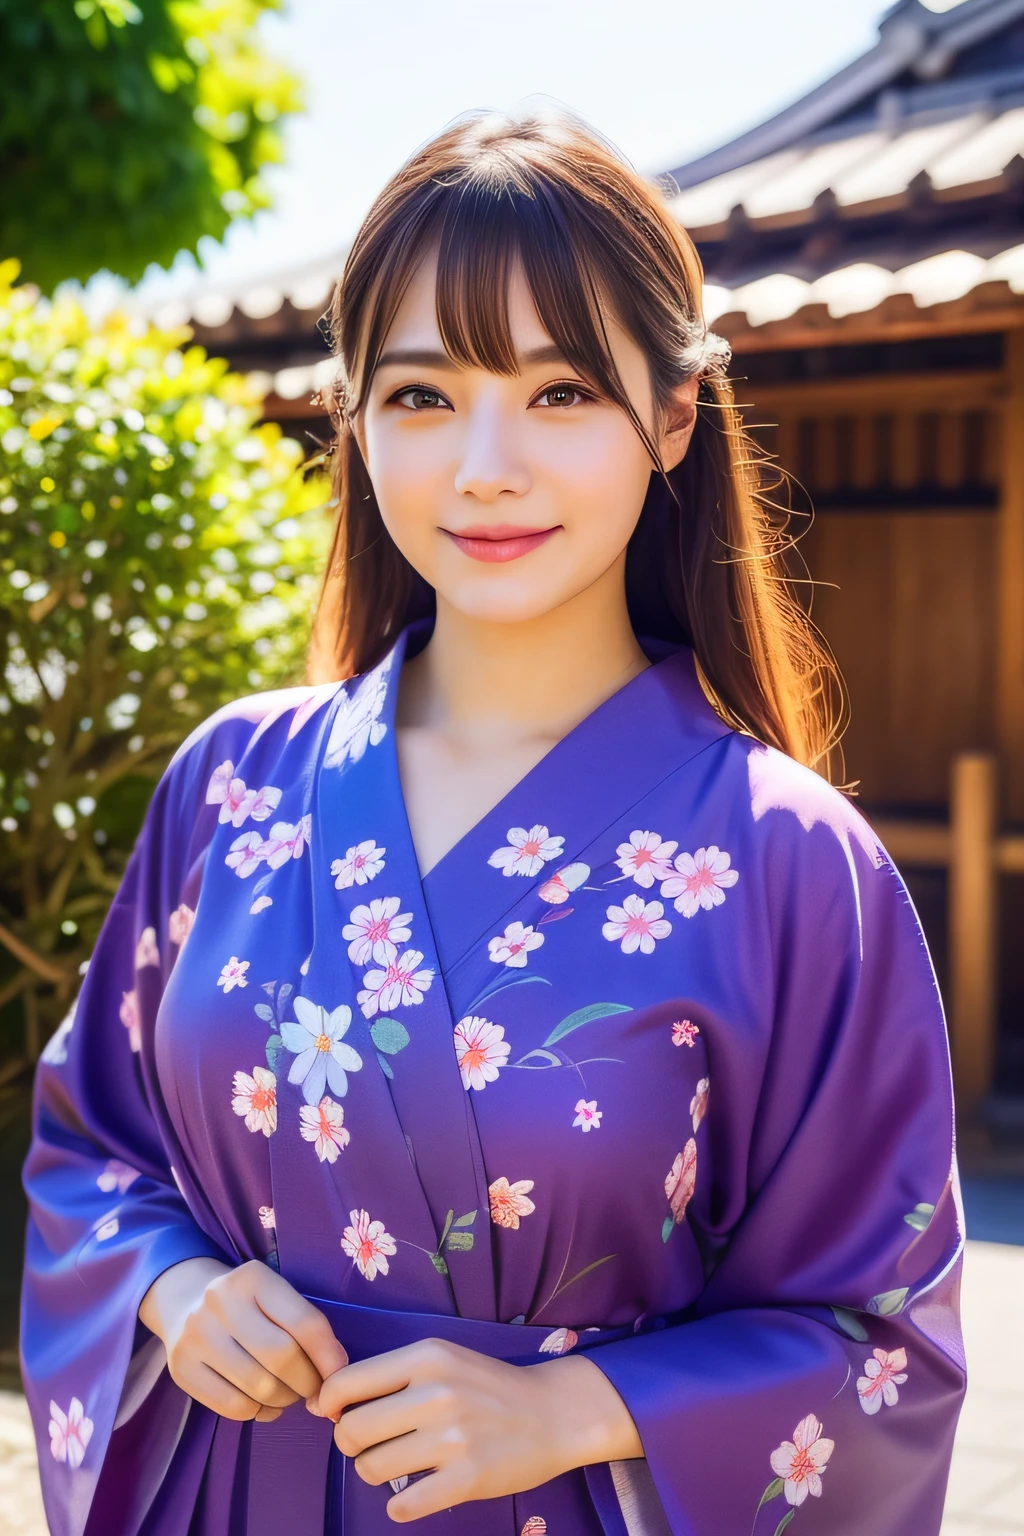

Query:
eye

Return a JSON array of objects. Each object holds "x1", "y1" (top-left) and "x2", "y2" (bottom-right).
[
  {"x1": 534, "y1": 383, "x2": 593, "y2": 409},
  {"x1": 391, "y1": 386, "x2": 451, "y2": 412}
]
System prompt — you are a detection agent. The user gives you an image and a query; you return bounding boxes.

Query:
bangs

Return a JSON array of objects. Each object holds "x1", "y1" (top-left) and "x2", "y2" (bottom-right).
[{"x1": 346, "y1": 159, "x2": 659, "y2": 452}]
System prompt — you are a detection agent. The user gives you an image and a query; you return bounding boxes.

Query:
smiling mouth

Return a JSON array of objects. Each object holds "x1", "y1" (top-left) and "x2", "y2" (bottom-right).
[{"x1": 443, "y1": 524, "x2": 561, "y2": 564}]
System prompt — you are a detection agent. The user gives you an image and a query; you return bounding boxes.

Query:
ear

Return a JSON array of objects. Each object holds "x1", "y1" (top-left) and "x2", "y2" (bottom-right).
[{"x1": 658, "y1": 377, "x2": 700, "y2": 473}]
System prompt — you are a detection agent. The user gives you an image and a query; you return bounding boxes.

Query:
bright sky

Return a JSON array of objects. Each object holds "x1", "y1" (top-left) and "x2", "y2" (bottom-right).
[{"x1": 132, "y1": 0, "x2": 905, "y2": 303}]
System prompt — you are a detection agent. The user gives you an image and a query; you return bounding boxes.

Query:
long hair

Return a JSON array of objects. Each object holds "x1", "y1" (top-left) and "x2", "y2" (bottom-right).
[{"x1": 308, "y1": 110, "x2": 845, "y2": 776}]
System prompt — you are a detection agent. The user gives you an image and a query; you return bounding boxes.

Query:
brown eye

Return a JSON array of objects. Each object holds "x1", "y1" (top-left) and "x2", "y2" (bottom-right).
[
  {"x1": 395, "y1": 387, "x2": 448, "y2": 411},
  {"x1": 537, "y1": 384, "x2": 587, "y2": 408}
]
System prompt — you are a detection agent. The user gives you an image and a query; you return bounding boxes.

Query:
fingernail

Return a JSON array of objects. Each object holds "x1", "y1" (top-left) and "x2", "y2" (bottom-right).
[{"x1": 306, "y1": 1398, "x2": 322, "y2": 1416}]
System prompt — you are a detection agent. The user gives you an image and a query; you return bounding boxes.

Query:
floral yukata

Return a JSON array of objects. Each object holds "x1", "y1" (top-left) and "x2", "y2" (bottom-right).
[{"x1": 22, "y1": 623, "x2": 966, "y2": 1536}]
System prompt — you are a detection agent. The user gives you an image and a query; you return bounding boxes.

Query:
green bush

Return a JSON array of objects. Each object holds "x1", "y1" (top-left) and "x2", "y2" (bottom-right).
[
  {"x1": 0, "y1": 0, "x2": 301, "y2": 291},
  {"x1": 0, "y1": 258, "x2": 332, "y2": 1057}
]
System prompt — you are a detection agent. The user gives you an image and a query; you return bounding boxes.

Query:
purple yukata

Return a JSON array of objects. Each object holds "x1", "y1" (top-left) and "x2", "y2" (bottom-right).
[{"x1": 22, "y1": 622, "x2": 966, "y2": 1536}]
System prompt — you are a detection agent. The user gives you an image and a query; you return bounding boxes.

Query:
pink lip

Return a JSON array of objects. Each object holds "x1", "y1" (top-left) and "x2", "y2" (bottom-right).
[{"x1": 444, "y1": 524, "x2": 560, "y2": 563}]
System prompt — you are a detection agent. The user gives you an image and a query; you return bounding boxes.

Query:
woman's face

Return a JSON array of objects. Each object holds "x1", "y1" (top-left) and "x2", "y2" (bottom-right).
[{"x1": 352, "y1": 255, "x2": 698, "y2": 627}]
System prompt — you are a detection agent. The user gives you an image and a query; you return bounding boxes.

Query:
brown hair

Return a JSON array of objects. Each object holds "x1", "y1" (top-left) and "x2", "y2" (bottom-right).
[{"x1": 308, "y1": 110, "x2": 845, "y2": 776}]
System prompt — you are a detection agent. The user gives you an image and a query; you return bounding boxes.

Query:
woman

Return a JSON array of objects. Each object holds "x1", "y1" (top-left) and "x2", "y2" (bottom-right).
[{"x1": 22, "y1": 112, "x2": 965, "y2": 1536}]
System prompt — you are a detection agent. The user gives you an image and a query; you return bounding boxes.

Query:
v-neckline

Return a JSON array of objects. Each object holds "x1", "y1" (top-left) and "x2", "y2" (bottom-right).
[{"x1": 374, "y1": 622, "x2": 733, "y2": 973}]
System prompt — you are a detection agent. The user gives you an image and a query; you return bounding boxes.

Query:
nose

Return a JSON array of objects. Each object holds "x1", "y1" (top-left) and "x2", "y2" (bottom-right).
[{"x1": 452, "y1": 399, "x2": 531, "y2": 502}]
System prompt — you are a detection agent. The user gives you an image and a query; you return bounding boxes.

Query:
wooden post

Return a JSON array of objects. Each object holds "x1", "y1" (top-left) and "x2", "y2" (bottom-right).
[
  {"x1": 949, "y1": 752, "x2": 998, "y2": 1115},
  {"x1": 999, "y1": 330, "x2": 1024, "y2": 819}
]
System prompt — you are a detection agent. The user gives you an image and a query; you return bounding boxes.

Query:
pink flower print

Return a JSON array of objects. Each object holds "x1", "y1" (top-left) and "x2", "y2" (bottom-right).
[
  {"x1": 226, "y1": 830, "x2": 265, "y2": 878},
  {"x1": 690, "y1": 1077, "x2": 709, "y2": 1131},
  {"x1": 280, "y1": 998, "x2": 363, "y2": 1105},
  {"x1": 538, "y1": 861, "x2": 590, "y2": 904},
  {"x1": 205, "y1": 759, "x2": 234, "y2": 806},
  {"x1": 539, "y1": 1328, "x2": 578, "y2": 1356},
  {"x1": 769, "y1": 1414, "x2": 835, "y2": 1506},
  {"x1": 169, "y1": 903, "x2": 194, "y2": 948},
  {"x1": 602, "y1": 893, "x2": 672, "y2": 954},
  {"x1": 299, "y1": 1095, "x2": 351, "y2": 1163},
  {"x1": 615, "y1": 830, "x2": 678, "y2": 888},
  {"x1": 134, "y1": 926, "x2": 159, "y2": 969},
  {"x1": 259, "y1": 1205, "x2": 276, "y2": 1229},
  {"x1": 341, "y1": 1208, "x2": 396, "y2": 1280},
  {"x1": 120, "y1": 989, "x2": 141, "y2": 1052},
  {"x1": 231, "y1": 1066, "x2": 278, "y2": 1136},
  {"x1": 672, "y1": 1018, "x2": 699, "y2": 1048},
  {"x1": 660, "y1": 846, "x2": 738, "y2": 918},
  {"x1": 857, "y1": 1348, "x2": 908, "y2": 1415},
  {"x1": 665, "y1": 1139, "x2": 697, "y2": 1225},
  {"x1": 573, "y1": 1098, "x2": 602, "y2": 1132},
  {"x1": 49, "y1": 1397, "x2": 94, "y2": 1468},
  {"x1": 454, "y1": 1016, "x2": 510, "y2": 1090},
  {"x1": 250, "y1": 895, "x2": 273, "y2": 914},
  {"x1": 488, "y1": 825, "x2": 564, "y2": 878},
  {"x1": 488, "y1": 1176, "x2": 536, "y2": 1229},
  {"x1": 332, "y1": 840, "x2": 386, "y2": 888},
  {"x1": 208, "y1": 767, "x2": 282, "y2": 828},
  {"x1": 260, "y1": 817, "x2": 310, "y2": 870},
  {"x1": 488, "y1": 921, "x2": 544, "y2": 969},
  {"x1": 97, "y1": 1158, "x2": 139, "y2": 1194},
  {"x1": 522, "y1": 1519, "x2": 548, "y2": 1536},
  {"x1": 357, "y1": 949, "x2": 434, "y2": 1018},
  {"x1": 342, "y1": 896, "x2": 413, "y2": 966},
  {"x1": 217, "y1": 956, "x2": 249, "y2": 992}
]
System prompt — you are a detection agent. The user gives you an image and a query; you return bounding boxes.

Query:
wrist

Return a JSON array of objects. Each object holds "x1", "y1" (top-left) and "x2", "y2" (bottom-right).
[
  {"x1": 138, "y1": 1256, "x2": 230, "y2": 1344},
  {"x1": 534, "y1": 1355, "x2": 643, "y2": 1470}
]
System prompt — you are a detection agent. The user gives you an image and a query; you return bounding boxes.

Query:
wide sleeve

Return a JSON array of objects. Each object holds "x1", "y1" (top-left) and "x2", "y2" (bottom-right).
[
  {"x1": 587, "y1": 802, "x2": 966, "y2": 1536},
  {"x1": 20, "y1": 704, "x2": 265, "y2": 1536}
]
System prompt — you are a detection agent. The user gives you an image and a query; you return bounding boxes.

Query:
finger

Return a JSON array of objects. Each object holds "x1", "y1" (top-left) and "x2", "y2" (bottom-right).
[
  {"x1": 254, "y1": 1405, "x2": 283, "y2": 1423},
  {"x1": 353, "y1": 1426, "x2": 444, "y2": 1487},
  {"x1": 320, "y1": 1339, "x2": 459, "y2": 1421},
  {"x1": 185, "y1": 1360, "x2": 265, "y2": 1422},
  {"x1": 251, "y1": 1270, "x2": 349, "y2": 1380},
  {"x1": 228, "y1": 1308, "x2": 324, "y2": 1402},
  {"x1": 333, "y1": 1386, "x2": 436, "y2": 1459},
  {"x1": 206, "y1": 1334, "x2": 302, "y2": 1411},
  {"x1": 386, "y1": 1467, "x2": 472, "y2": 1523}
]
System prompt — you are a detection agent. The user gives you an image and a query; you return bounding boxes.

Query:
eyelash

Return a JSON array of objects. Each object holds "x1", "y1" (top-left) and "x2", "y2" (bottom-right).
[{"x1": 387, "y1": 382, "x2": 597, "y2": 411}]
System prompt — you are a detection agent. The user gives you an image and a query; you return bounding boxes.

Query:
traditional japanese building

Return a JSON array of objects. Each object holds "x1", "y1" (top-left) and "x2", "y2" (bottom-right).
[{"x1": 148, "y1": 0, "x2": 1024, "y2": 1125}]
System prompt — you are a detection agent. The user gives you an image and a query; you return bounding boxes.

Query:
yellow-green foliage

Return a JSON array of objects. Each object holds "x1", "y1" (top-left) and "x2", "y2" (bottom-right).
[{"x1": 0, "y1": 260, "x2": 332, "y2": 1048}]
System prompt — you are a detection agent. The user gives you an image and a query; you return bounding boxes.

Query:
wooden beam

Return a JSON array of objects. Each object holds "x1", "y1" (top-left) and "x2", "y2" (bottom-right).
[
  {"x1": 949, "y1": 752, "x2": 997, "y2": 1116},
  {"x1": 735, "y1": 369, "x2": 1005, "y2": 414},
  {"x1": 722, "y1": 302, "x2": 1024, "y2": 355},
  {"x1": 999, "y1": 330, "x2": 1024, "y2": 820}
]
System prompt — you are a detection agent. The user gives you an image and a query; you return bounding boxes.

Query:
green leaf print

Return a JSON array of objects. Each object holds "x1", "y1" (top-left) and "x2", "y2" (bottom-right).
[
  {"x1": 370, "y1": 1018, "x2": 410, "y2": 1055},
  {"x1": 429, "y1": 1252, "x2": 449, "y2": 1276},
  {"x1": 868, "y1": 1287, "x2": 909, "y2": 1316},
  {"x1": 831, "y1": 1306, "x2": 869, "y2": 1342},
  {"x1": 452, "y1": 1210, "x2": 477, "y2": 1228},
  {"x1": 755, "y1": 1477, "x2": 784, "y2": 1512},
  {"x1": 467, "y1": 973, "x2": 552, "y2": 1013},
  {"x1": 254, "y1": 1003, "x2": 274, "y2": 1023},
  {"x1": 265, "y1": 1034, "x2": 284, "y2": 1073},
  {"x1": 445, "y1": 1233, "x2": 474, "y2": 1252},
  {"x1": 376, "y1": 1052, "x2": 394, "y2": 1080},
  {"x1": 904, "y1": 1203, "x2": 935, "y2": 1232},
  {"x1": 772, "y1": 1511, "x2": 795, "y2": 1536},
  {"x1": 543, "y1": 1003, "x2": 632, "y2": 1047},
  {"x1": 661, "y1": 1216, "x2": 675, "y2": 1244}
]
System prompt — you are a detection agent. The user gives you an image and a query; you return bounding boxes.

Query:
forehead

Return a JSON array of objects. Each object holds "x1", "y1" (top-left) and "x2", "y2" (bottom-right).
[{"x1": 381, "y1": 253, "x2": 553, "y2": 353}]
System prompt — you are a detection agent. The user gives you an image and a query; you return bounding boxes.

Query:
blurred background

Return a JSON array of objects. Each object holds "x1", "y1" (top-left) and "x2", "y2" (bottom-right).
[{"x1": 0, "y1": 0, "x2": 1022, "y2": 1529}]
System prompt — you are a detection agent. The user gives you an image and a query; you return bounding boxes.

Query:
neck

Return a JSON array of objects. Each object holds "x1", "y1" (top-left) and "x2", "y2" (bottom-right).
[{"x1": 398, "y1": 560, "x2": 649, "y2": 748}]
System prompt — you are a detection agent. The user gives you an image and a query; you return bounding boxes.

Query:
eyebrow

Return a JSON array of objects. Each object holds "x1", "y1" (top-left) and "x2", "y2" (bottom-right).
[{"x1": 374, "y1": 343, "x2": 569, "y2": 372}]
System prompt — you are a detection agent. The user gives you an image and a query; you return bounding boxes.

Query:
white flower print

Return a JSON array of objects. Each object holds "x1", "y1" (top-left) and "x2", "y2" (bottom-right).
[
  {"x1": 602, "y1": 894, "x2": 672, "y2": 954},
  {"x1": 250, "y1": 895, "x2": 273, "y2": 914},
  {"x1": 769, "y1": 1414, "x2": 835, "y2": 1506},
  {"x1": 217, "y1": 956, "x2": 249, "y2": 992},
  {"x1": 539, "y1": 1328, "x2": 578, "y2": 1356},
  {"x1": 332, "y1": 840, "x2": 386, "y2": 888},
  {"x1": 690, "y1": 1077, "x2": 709, "y2": 1132},
  {"x1": 538, "y1": 862, "x2": 590, "y2": 904},
  {"x1": 49, "y1": 1398, "x2": 94, "y2": 1468},
  {"x1": 134, "y1": 926, "x2": 159, "y2": 969},
  {"x1": 169, "y1": 903, "x2": 194, "y2": 948},
  {"x1": 857, "y1": 1348, "x2": 908, "y2": 1414},
  {"x1": 573, "y1": 1098, "x2": 602, "y2": 1132},
  {"x1": 258, "y1": 1205, "x2": 276, "y2": 1230},
  {"x1": 660, "y1": 846, "x2": 739, "y2": 917},
  {"x1": 206, "y1": 761, "x2": 282, "y2": 827},
  {"x1": 488, "y1": 825, "x2": 564, "y2": 878},
  {"x1": 226, "y1": 830, "x2": 266, "y2": 878},
  {"x1": 95, "y1": 1218, "x2": 119, "y2": 1241},
  {"x1": 260, "y1": 816, "x2": 312, "y2": 869},
  {"x1": 341, "y1": 1208, "x2": 396, "y2": 1280},
  {"x1": 324, "y1": 667, "x2": 389, "y2": 771},
  {"x1": 120, "y1": 989, "x2": 141, "y2": 1052},
  {"x1": 206, "y1": 760, "x2": 234, "y2": 808},
  {"x1": 342, "y1": 897, "x2": 413, "y2": 966},
  {"x1": 299, "y1": 1095, "x2": 351, "y2": 1162},
  {"x1": 97, "y1": 1159, "x2": 140, "y2": 1194},
  {"x1": 454, "y1": 1016, "x2": 510, "y2": 1090},
  {"x1": 615, "y1": 830, "x2": 678, "y2": 889},
  {"x1": 488, "y1": 1176, "x2": 536, "y2": 1229},
  {"x1": 357, "y1": 950, "x2": 434, "y2": 1018},
  {"x1": 487, "y1": 921, "x2": 544, "y2": 969},
  {"x1": 231, "y1": 1066, "x2": 278, "y2": 1136},
  {"x1": 280, "y1": 998, "x2": 363, "y2": 1105}
]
